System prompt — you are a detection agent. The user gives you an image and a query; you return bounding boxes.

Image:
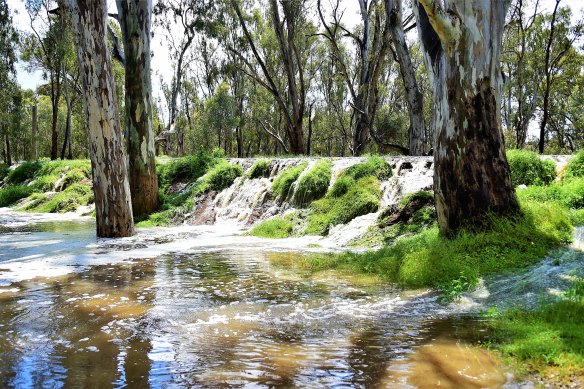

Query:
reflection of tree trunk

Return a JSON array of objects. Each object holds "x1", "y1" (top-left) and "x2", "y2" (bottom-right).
[
  {"x1": 116, "y1": 0, "x2": 159, "y2": 217},
  {"x1": 64, "y1": 0, "x2": 135, "y2": 237},
  {"x1": 415, "y1": 0, "x2": 518, "y2": 236}
]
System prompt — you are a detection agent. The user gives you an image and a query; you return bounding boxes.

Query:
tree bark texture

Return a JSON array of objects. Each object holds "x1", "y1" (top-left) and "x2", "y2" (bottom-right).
[
  {"x1": 116, "y1": 0, "x2": 159, "y2": 217},
  {"x1": 31, "y1": 103, "x2": 38, "y2": 160},
  {"x1": 414, "y1": 0, "x2": 519, "y2": 235},
  {"x1": 63, "y1": 0, "x2": 135, "y2": 237}
]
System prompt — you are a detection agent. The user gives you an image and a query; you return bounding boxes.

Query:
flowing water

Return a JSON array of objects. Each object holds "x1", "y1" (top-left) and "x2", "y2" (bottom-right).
[{"x1": 3, "y1": 211, "x2": 582, "y2": 387}]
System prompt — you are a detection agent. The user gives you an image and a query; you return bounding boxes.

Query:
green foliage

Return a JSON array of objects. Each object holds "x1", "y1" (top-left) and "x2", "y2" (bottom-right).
[
  {"x1": 506, "y1": 149, "x2": 556, "y2": 186},
  {"x1": 0, "y1": 163, "x2": 9, "y2": 181},
  {"x1": 248, "y1": 159, "x2": 273, "y2": 179},
  {"x1": 517, "y1": 178, "x2": 584, "y2": 209},
  {"x1": 7, "y1": 161, "x2": 41, "y2": 184},
  {"x1": 282, "y1": 201, "x2": 571, "y2": 288},
  {"x1": 271, "y1": 162, "x2": 307, "y2": 200},
  {"x1": 293, "y1": 160, "x2": 332, "y2": 206},
  {"x1": 31, "y1": 183, "x2": 93, "y2": 213},
  {"x1": 399, "y1": 190, "x2": 434, "y2": 207},
  {"x1": 344, "y1": 155, "x2": 393, "y2": 181},
  {"x1": 490, "y1": 276, "x2": 584, "y2": 384},
  {"x1": 306, "y1": 176, "x2": 381, "y2": 235},
  {"x1": 565, "y1": 151, "x2": 584, "y2": 179},
  {"x1": 438, "y1": 274, "x2": 476, "y2": 302},
  {"x1": 201, "y1": 161, "x2": 243, "y2": 193},
  {"x1": 0, "y1": 185, "x2": 33, "y2": 207},
  {"x1": 158, "y1": 152, "x2": 218, "y2": 188},
  {"x1": 249, "y1": 216, "x2": 295, "y2": 238}
]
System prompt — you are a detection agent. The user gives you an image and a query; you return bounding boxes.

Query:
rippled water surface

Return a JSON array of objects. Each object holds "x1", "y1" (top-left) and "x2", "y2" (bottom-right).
[{"x1": 0, "y1": 217, "x2": 511, "y2": 388}]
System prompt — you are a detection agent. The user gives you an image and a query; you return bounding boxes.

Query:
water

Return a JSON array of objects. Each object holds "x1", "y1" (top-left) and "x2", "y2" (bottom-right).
[{"x1": 0, "y1": 212, "x2": 559, "y2": 388}]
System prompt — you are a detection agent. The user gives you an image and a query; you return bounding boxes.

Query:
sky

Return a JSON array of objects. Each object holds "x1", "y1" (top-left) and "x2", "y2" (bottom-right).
[{"x1": 6, "y1": 0, "x2": 583, "y2": 99}]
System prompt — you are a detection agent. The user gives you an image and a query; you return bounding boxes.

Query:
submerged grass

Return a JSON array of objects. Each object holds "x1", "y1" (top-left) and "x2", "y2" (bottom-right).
[
  {"x1": 488, "y1": 275, "x2": 584, "y2": 385},
  {"x1": 248, "y1": 159, "x2": 273, "y2": 179}
]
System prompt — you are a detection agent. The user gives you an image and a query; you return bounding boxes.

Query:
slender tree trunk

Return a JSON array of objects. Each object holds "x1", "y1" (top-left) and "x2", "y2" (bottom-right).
[
  {"x1": 4, "y1": 133, "x2": 11, "y2": 166},
  {"x1": 415, "y1": 0, "x2": 519, "y2": 236},
  {"x1": 387, "y1": 0, "x2": 426, "y2": 155},
  {"x1": 63, "y1": 0, "x2": 135, "y2": 237},
  {"x1": 31, "y1": 103, "x2": 38, "y2": 160},
  {"x1": 50, "y1": 71, "x2": 62, "y2": 160},
  {"x1": 116, "y1": 0, "x2": 159, "y2": 217},
  {"x1": 61, "y1": 66, "x2": 72, "y2": 160}
]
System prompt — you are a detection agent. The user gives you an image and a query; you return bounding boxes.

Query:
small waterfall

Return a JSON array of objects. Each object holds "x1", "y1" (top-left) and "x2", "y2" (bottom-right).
[{"x1": 202, "y1": 157, "x2": 435, "y2": 243}]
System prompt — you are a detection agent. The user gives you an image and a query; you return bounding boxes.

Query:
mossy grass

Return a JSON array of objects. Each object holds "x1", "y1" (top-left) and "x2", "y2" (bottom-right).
[
  {"x1": 506, "y1": 149, "x2": 556, "y2": 186},
  {"x1": 157, "y1": 151, "x2": 219, "y2": 190},
  {"x1": 0, "y1": 185, "x2": 34, "y2": 207},
  {"x1": 249, "y1": 216, "x2": 295, "y2": 238},
  {"x1": 292, "y1": 159, "x2": 332, "y2": 206},
  {"x1": 488, "y1": 275, "x2": 584, "y2": 385},
  {"x1": 138, "y1": 160, "x2": 243, "y2": 227},
  {"x1": 399, "y1": 190, "x2": 434, "y2": 207},
  {"x1": 271, "y1": 162, "x2": 308, "y2": 200},
  {"x1": 275, "y1": 200, "x2": 571, "y2": 288},
  {"x1": 564, "y1": 150, "x2": 584, "y2": 179},
  {"x1": 30, "y1": 183, "x2": 94, "y2": 213},
  {"x1": 248, "y1": 159, "x2": 273, "y2": 179}
]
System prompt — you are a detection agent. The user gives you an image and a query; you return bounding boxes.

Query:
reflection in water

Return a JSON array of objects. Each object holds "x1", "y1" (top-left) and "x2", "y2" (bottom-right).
[{"x1": 0, "y1": 249, "x2": 512, "y2": 388}]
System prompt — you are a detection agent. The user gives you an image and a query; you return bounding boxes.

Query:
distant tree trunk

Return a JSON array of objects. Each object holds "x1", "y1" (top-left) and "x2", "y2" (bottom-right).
[
  {"x1": 387, "y1": 0, "x2": 426, "y2": 155},
  {"x1": 414, "y1": 0, "x2": 519, "y2": 236},
  {"x1": 61, "y1": 65, "x2": 72, "y2": 160},
  {"x1": 50, "y1": 70, "x2": 62, "y2": 160},
  {"x1": 4, "y1": 133, "x2": 11, "y2": 166},
  {"x1": 31, "y1": 103, "x2": 38, "y2": 160},
  {"x1": 63, "y1": 0, "x2": 135, "y2": 238},
  {"x1": 116, "y1": 0, "x2": 159, "y2": 217}
]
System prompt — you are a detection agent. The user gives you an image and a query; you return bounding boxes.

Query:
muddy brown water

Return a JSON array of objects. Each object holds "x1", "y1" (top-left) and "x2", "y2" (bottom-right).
[{"x1": 0, "y1": 220, "x2": 514, "y2": 388}]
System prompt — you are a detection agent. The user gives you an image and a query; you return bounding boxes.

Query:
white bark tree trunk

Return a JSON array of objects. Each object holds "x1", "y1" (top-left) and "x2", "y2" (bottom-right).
[
  {"x1": 414, "y1": 0, "x2": 519, "y2": 235},
  {"x1": 62, "y1": 0, "x2": 135, "y2": 237}
]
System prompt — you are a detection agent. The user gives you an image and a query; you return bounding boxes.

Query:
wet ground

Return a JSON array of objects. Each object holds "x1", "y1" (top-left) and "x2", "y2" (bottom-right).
[{"x1": 0, "y1": 211, "x2": 550, "y2": 388}]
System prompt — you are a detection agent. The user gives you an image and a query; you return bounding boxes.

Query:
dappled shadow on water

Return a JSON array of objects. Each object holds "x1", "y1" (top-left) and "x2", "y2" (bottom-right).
[{"x1": 0, "y1": 250, "x2": 511, "y2": 388}]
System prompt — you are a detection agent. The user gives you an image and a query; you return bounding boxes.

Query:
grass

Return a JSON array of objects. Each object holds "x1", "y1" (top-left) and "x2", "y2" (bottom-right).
[
  {"x1": 248, "y1": 159, "x2": 273, "y2": 179},
  {"x1": 292, "y1": 160, "x2": 332, "y2": 206},
  {"x1": 564, "y1": 150, "x2": 584, "y2": 179},
  {"x1": 517, "y1": 177, "x2": 584, "y2": 210},
  {"x1": 507, "y1": 149, "x2": 556, "y2": 186},
  {"x1": 488, "y1": 275, "x2": 584, "y2": 385},
  {"x1": 273, "y1": 200, "x2": 571, "y2": 288},
  {"x1": 0, "y1": 185, "x2": 34, "y2": 207},
  {"x1": 137, "y1": 160, "x2": 243, "y2": 227},
  {"x1": 249, "y1": 215, "x2": 295, "y2": 238},
  {"x1": 30, "y1": 183, "x2": 94, "y2": 213},
  {"x1": 271, "y1": 162, "x2": 307, "y2": 200}
]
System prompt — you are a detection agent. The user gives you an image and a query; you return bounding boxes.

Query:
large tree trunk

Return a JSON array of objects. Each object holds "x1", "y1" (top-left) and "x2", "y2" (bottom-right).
[
  {"x1": 415, "y1": 0, "x2": 519, "y2": 236},
  {"x1": 50, "y1": 70, "x2": 62, "y2": 160},
  {"x1": 116, "y1": 0, "x2": 159, "y2": 217},
  {"x1": 4, "y1": 133, "x2": 11, "y2": 166},
  {"x1": 63, "y1": 0, "x2": 135, "y2": 238},
  {"x1": 387, "y1": 0, "x2": 426, "y2": 155}
]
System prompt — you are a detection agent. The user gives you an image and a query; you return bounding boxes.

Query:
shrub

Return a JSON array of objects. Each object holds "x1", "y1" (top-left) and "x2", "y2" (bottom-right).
[
  {"x1": 248, "y1": 159, "x2": 273, "y2": 179},
  {"x1": 7, "y1": 161, "x2": 41, "y2": 184},
  {"x1": 565, "y1": 150, "x2": 584, "y2": 179},
  {"x1": 506, "y1": 149, "x2": 556, "y2": 186},
  {"x1": 158, "y1": 152, "x2": 217, "y2": 188},
  {"x1": 293, "y1": 160, "x2": 332, "y2": 206},
  {"x1": 0, "y1": 185, "x2": 33, "y2": 207},
  {"x1": 272, "y1": 162, "x2": 307, "y2": 200},
  {"x1": 201, "y1": 161, "x2": 243, "y2": 193}
]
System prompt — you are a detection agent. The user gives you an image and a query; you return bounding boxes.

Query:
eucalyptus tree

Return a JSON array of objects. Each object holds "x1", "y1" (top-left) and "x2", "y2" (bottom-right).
[
  {"x1": 230, "y1": 0, "x2": 315, "y2": 155},
  {"x1": 0, "y1": 0, "x2": 19, "y2": 165},
  {"x1": 116, "y1": 0, "x2": 159, "y2": 217},
  {"x1": 413, "y1": 0, "x2": 519, "y2": 235},
  {"x1": 60, "y1": 0, "x2": 135, "y2": 237}
]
